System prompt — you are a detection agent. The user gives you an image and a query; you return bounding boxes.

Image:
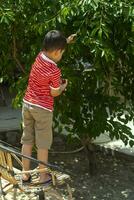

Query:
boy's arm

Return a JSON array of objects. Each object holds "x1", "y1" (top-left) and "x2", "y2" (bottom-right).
[{"x1": 50, "y1": 79, "x2": 68, "y2": 97}]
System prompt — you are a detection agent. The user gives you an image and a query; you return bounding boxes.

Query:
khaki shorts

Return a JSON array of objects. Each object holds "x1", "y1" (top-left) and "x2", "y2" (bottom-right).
[{"x1": 21, "y1": 103, "x2": 53, "y2": 149}]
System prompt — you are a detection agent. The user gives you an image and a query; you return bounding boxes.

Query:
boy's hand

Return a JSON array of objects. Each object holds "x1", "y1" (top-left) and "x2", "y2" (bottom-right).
[
  {"x1": 61, "y1": 79, "x2": 67, "y2": 84},
  {"x1": 61, "y1": 79, "x2": 68, "y2": 91},
  {"x1": 67, "y1": 34, "x2": 77, "y2": 44},
  {"x1": 50, "y1": 79, "x2": 68, "y2": 97}
]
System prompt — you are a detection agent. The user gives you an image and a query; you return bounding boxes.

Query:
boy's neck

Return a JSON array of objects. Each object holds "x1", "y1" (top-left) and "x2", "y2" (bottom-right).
[{"x1": 42, "y1": 51, "x2": 57, "y2": 63}]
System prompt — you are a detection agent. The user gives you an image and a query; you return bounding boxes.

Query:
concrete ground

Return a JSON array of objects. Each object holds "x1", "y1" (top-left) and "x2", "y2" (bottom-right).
[{"x1": 0, "y1": 105, "x2": 21, "y2": 132}]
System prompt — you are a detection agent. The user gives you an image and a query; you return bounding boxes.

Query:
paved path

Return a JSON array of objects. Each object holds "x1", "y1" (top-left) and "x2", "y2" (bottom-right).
[
  {"x1": 0, "y1": 106, "x2": 21, "y2": 132},
  {"x1": 94, "y1": 132, "x2": 134, "y2": 157}
]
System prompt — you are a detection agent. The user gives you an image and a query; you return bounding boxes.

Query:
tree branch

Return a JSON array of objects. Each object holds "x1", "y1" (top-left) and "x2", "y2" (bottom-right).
[{"x1": 12, "y1": 35, "x2": 25, "y2": 74}]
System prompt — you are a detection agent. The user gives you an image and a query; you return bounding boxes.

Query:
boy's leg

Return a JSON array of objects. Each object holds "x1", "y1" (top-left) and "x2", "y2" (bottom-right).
[
  {"x1": 32, "y1": 107, "x2": 53, "y2": 183},
  {"x1": 21, "y1": 103, "x2": 35, "y2": 180},
  {"x1": 37, "y1": 148, "x2": 50, "y2": 182},
  {"x1": 22, "y1": 144, "x2": 33, "y2": 180}
]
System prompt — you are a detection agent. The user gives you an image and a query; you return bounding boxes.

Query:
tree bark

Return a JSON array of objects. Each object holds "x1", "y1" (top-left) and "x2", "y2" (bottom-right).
[{"x1": 82, "y1": 138, "x2": 97, "y2": 175}]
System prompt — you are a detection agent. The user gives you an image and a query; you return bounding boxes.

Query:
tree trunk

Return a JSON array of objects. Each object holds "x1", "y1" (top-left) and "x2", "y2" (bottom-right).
[{"x1": 82, "y1": 138, "x2": 97, "y2": 176}]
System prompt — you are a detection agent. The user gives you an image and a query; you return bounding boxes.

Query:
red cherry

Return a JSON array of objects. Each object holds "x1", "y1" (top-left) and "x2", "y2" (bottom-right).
[{"x1": 62, "y1": 79, "x2": 66, "y2": 84}]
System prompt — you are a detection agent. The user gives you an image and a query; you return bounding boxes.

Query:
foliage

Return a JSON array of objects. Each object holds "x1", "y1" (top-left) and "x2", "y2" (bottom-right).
[{"x1": 0, "y1": 0, "x2": 134, "y2": 146}]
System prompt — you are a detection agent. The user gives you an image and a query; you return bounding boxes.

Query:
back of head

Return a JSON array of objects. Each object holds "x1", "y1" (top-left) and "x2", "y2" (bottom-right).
[{"x1": 43, "y1": 30, "x2": 67, "y2": 52}]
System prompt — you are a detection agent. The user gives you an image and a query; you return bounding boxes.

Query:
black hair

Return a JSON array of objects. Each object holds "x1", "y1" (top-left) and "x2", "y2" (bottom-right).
[{"x1": 42, "y1": 30, "x2": 67, "y2": 51}]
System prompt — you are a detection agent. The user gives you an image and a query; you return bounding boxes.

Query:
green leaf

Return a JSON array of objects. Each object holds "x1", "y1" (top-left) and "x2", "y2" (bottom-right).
[{"x1": 98, "y1": 28, "x2": 102, "y2": 39}]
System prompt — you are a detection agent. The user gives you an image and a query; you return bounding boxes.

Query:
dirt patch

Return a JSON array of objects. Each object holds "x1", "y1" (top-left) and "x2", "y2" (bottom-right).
[{"x1": 49, "y1": 150, "x2": 134, "y2": 200}]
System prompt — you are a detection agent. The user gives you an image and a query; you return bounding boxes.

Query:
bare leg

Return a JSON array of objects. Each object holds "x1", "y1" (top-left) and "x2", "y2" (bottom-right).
[
  {"x1": 22, "y1": 144, "x2": 33, "y2": 180},
  {"x1": 37, "y1": 148, "x2": 50, "y2": 182}
]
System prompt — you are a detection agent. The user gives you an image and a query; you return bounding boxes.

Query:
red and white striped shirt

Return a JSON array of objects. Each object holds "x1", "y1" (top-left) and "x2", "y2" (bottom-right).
[{"x1": 23, "y1": 52, "x2": 61, "y2": 111}]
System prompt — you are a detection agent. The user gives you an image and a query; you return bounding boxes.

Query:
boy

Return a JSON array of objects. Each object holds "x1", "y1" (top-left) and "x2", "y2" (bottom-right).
[{"x1": 21, "y1": 30, "x2": 76, "y2": 184}]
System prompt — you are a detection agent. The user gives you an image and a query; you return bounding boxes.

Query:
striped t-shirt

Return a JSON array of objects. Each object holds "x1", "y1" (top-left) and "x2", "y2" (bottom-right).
[{"x1": 23, "y1": 52, "x2": 61, "y2": 111}]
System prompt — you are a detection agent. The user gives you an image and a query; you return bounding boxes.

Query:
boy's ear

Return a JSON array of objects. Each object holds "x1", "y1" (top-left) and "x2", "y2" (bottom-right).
[
  {"x1": 52, "y1": 49, "x2": 59, "y2": 56},
  {"x1": 55, "y1": 49, "x2": 62, "y2": 55}
]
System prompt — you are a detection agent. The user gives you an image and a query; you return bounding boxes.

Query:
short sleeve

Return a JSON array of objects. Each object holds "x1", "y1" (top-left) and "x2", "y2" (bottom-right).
[{"x1": 49, "y1": 68, "x2": 61, "y2": 89}]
